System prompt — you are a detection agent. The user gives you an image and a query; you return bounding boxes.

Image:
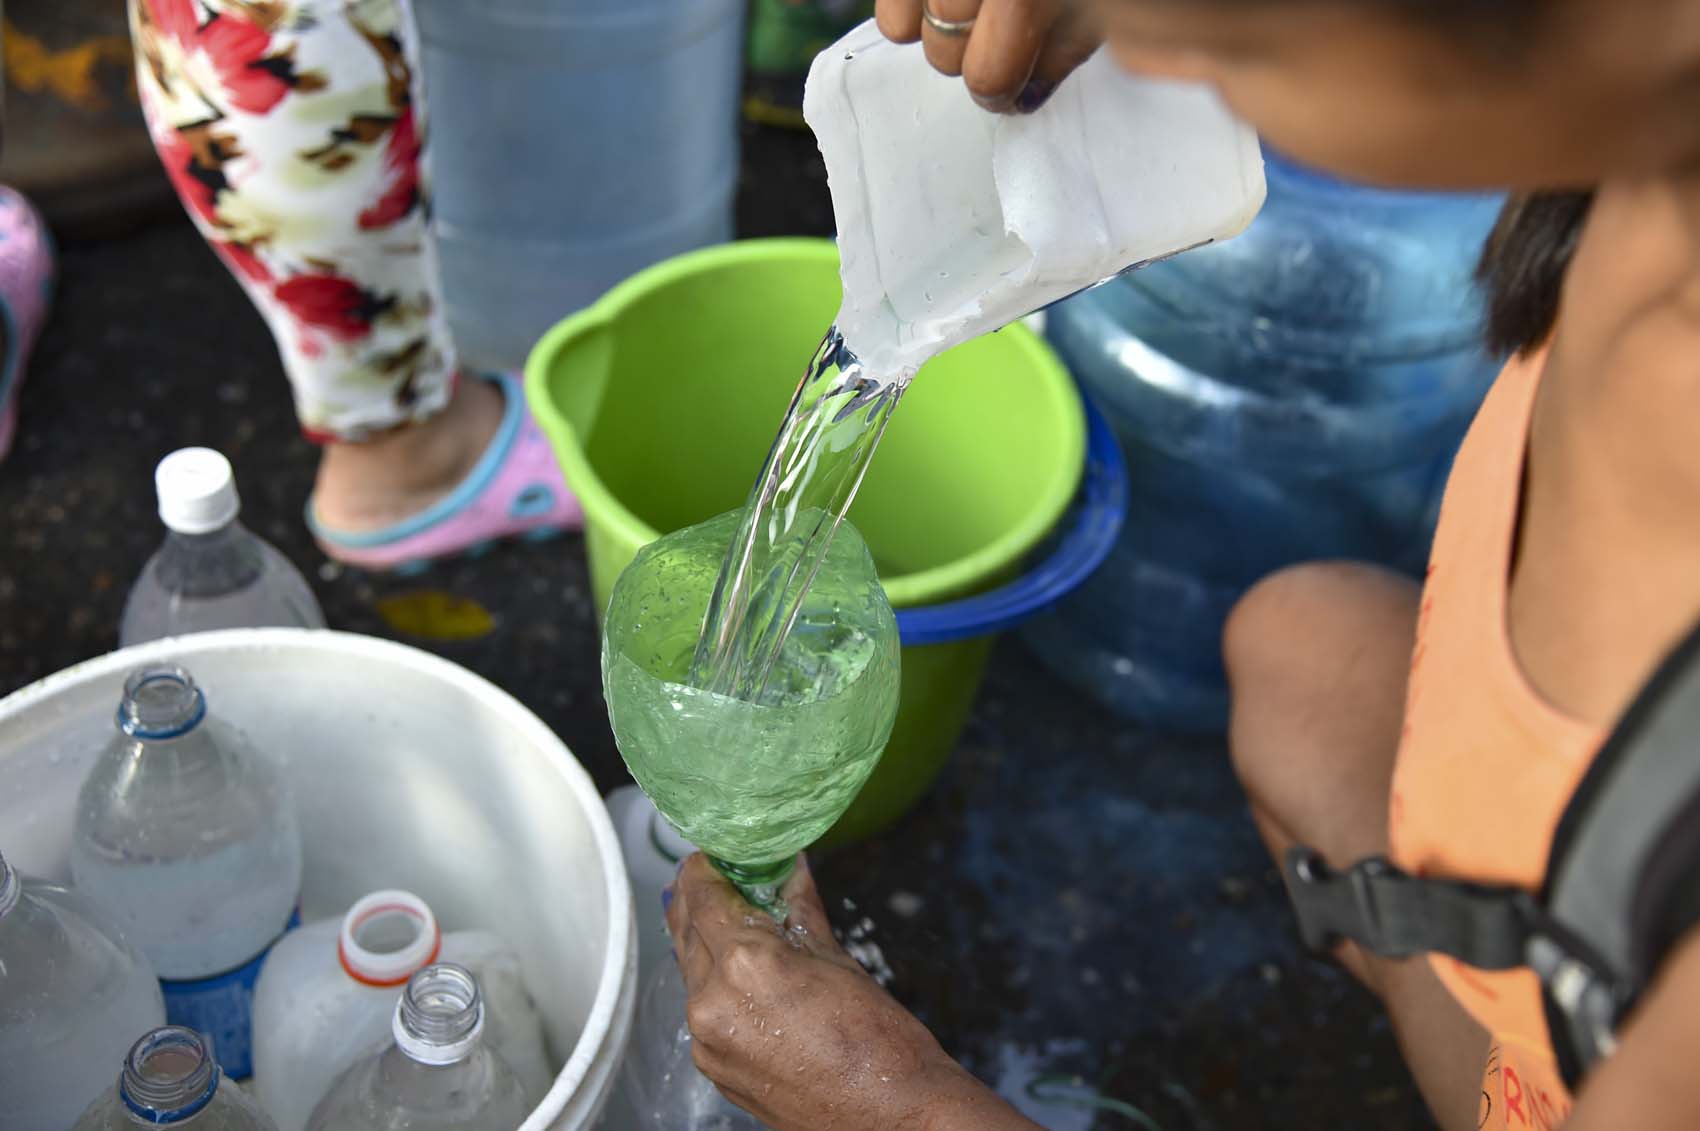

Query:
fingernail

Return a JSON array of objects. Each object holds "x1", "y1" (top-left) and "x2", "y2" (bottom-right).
[
  {"x1": 661, "y1": 887, "x2": 674, "y2": 913},
  {"x1": 1014, "y1": 79, "x2": 1057, "y2": 114}
]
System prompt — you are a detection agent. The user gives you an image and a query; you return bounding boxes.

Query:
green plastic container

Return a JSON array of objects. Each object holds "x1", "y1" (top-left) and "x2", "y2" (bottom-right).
[{"x1": 526, "y1": 239, "x2": 1085, "y2": 844}]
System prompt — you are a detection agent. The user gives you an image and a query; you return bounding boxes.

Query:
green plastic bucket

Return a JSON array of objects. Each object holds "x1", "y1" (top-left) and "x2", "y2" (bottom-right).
[{"x1": 526, "y1": 238, "x2": 1087, "y2": 844}]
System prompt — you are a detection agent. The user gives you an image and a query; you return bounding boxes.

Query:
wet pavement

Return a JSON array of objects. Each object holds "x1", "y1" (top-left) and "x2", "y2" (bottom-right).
[{"x1": 0, "y1": 123, "x2": 1430, "y2": 1129}]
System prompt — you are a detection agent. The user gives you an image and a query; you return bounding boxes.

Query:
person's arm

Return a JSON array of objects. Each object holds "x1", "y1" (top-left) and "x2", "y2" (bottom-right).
[
  {"x1": 666, "y1": 854, "x2": 1042, "y2": 1131},
  {"x1": 1557, "y1": 929, "x2": 1700, "y2": 1129}
]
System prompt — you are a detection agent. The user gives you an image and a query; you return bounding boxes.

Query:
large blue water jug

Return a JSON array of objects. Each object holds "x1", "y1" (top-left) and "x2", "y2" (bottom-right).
[
  {"x1": 411, "y1": 0, "x2": 746, "y2": 371},
  {"x1": 1024, "y1": 153, "x2": 1504, "y2": 731}
]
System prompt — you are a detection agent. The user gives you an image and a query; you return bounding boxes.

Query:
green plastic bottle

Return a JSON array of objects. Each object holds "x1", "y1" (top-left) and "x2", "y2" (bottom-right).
[{"x1": 602, "y1": 510, "x2": 900, "y2": 907}]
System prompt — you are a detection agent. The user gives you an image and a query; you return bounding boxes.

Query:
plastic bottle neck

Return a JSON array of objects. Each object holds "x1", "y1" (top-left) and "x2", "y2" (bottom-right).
[
  {"x1": 117, "y1": 665, "x2": 207, "y2": 741},
  {"x1": 0, "y1": 852, "x2": 18, "y2": 920},
  {"x1": 165, "y1": 519, "x2": 241, "y2": 547},
  {"x1": 393, "y1": 963, "x2": 485, "y2": 1066},
  {"x1": 119, "y1": 1027, "x2": 221, "y2": 1124},
  {"x1": 339, "y1": 890, "x2": 442, "y2": 987}
]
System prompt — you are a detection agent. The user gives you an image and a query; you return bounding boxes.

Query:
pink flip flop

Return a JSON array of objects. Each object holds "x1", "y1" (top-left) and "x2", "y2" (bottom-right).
[
  {"x1": 0, "y1": 187, "x2": 56, "y2": 463},
  {"x1": 307, "y1": 372, "x2": 583, "y2": 574}
]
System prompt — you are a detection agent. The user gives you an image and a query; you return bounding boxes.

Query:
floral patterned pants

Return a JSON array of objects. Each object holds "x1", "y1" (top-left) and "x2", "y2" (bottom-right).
[{"x1": 129, "y1": 0, "x2": 457, "y2": 441}]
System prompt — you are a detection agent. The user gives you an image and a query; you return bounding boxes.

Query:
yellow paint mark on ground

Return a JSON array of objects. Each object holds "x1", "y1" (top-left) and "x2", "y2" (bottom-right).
[{"x1": 375, "y1": 591, "x2": 496, "y2": 641}]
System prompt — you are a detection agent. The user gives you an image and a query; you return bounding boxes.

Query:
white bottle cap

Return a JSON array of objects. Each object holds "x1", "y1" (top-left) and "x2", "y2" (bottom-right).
[
  {"x1": 155, "y1": 448, "x2": 240, "y2": 535},
  {"x1": 618, "y1": 788, "x2": 696, "y2": 865},
  {"x1": 339, "y1": 890, "x2": 442, "y2": 986}
]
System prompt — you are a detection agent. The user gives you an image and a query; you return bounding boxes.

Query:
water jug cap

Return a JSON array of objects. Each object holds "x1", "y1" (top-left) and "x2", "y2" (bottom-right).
[
  {"x1": 156, "y1": 447, "x2": 240, "y2": 534},
  {"x1": 339, "y1": 890, "x2": 442, "y2": 986},
  {"x1": 649, "y1": 811, "x2": 697, "y2": 865},
  {"x1": 621, "y1": 790, "x2": 696, "y2": 865}
]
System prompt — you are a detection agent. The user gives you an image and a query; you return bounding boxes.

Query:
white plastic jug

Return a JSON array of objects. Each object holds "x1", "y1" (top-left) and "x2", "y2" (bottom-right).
[
  {"x1": 803, "y1": 20, "x2": 1266, "y2": 378},
  {"x1": 251, "y1": 890, "x2": 555, "y2": 1131},
  {"x1": 605, "y1": 786, "x2": 697, "y2": 991}
]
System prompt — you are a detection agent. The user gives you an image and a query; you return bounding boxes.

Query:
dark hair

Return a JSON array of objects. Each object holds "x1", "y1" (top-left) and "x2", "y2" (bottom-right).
[{"x1": 1477, "y1": 191, "x2": 1594, "y2": 357}]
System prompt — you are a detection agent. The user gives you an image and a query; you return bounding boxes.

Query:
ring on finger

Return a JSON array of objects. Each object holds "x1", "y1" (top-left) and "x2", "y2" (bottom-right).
[{"x1": 921, "y1": 0, "x2": 976, "y2": 37}]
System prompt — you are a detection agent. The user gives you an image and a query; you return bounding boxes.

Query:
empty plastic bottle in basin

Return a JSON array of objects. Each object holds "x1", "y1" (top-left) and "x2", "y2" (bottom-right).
[
  {"x1": 306, "y1": 963, "x2": 531, "y2": 1131},
  {"x1": 253, "y1": 889, "x2": 550, "y2": 1131},
  {"x1": 0, "y1": 848, "x2": 167, "y2": 1131},
  {"x1": 407, "y1": 0, "x2": 747, "y2": 372},
  {"x1": 72, "y1": 1025, "x2": 278, "y2": 1130},
  {"x1": 1026, "y1": 152, "x2": 1505, "y2": 730},
  {"x1": 121, "y1": 447, "x2": 324, "y2": 647},
  {"x1": 71, "y1": 663, "x2": 303, "y2": 1079}
]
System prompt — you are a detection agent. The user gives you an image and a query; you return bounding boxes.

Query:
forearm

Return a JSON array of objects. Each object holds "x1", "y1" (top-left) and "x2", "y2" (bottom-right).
[{"x1": 914, "y1": 1061, "x2": 1045, "y2": 1131}]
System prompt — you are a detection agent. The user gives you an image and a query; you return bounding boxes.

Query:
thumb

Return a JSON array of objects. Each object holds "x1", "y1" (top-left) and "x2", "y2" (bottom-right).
[{"x1": 782, "y1": 856, "x2": 855, "y2": 964}]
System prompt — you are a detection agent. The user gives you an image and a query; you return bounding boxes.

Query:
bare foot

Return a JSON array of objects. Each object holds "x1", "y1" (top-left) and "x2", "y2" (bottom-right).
[{"x1": 312, "y1": 375, "x2": 505, "y2": 531}]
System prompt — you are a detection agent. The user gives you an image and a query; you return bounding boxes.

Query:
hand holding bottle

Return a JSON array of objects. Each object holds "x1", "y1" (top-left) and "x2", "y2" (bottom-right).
[
  {"x1": 873, "y1": 0, "x2": 1102, "y2": 112},
  {"x1": 665, "y1": 854, "x2": 1041, "y2": 1131}
]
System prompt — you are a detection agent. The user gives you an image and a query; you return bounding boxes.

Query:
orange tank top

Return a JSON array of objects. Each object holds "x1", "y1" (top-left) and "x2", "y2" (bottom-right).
[{"x1": 1389, "y1": 347, "x2": 1603, "y2": 1130}]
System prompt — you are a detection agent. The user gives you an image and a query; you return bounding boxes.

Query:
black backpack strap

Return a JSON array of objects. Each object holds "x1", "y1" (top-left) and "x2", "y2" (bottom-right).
[
  {"x1": 1283, "y1": 849, "x2": 1535, "y2": 970},
  {"x1": 1282, "y1": 619, "x2": 1700, "y2": 1094},
  {"x1": 1536, "y1": 620, "x2": 1700, "y2": 1087}
]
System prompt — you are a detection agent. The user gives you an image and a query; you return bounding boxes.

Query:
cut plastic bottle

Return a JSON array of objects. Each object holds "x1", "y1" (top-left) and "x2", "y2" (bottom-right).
[
  {"x1": 70, "y1": 663, "x2": 303, "y2": 1079},
  {"x1": 803, "y1": 20, "x2": 1266, "y2": 378},
  {"x1": 121, "y1": 447, "x2": 325, "y2": 646},
  {"x1": 252, "y1": 889, "x2": 552, "y2": 1131},
  {"x1": 71, "y1": 1025, "x2": 279, "y2": 1130},
  {"x1": 305, "y1": 963, "x2": 531, "y2": 1131},
  {"x1": 0, "y1": 848, "x2": 168, "y2": 1131}
]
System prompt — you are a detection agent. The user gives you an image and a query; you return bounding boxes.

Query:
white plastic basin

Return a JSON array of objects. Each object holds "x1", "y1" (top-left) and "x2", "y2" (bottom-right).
[{"x1": 0, "y1": 629, "x2": 636, "y2": 1130}]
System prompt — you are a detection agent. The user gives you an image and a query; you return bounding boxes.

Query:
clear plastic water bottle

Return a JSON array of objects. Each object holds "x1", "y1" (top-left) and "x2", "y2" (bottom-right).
[
  {"x1": 409, "y1": 0, "x2": 747, "y2": 372},
  {"x1": 1026, "y1": 152, "x2": 1505, "y2": 730},
  {"x1": 618, "y1": 960, "x2": 765, "y2": 1130},
  {"x1": 70, "y1": 663, "x2": 303, "y2": 1079},
  {"x1": 120, "y1": 447, "x2": 324, "y2": 647},
  {"x1": 253, "y1": 890, "x2": 550, "y2": 1131},
  {"x1": 0, "y1": 848, "x2": 168, "y2": 1131},
  {"x1": 72, "y1": 1025, "x2": 278, "y2": 1130},
  {"x1": 306, "y1": 963, "x2": 531, "y2": 1131}
]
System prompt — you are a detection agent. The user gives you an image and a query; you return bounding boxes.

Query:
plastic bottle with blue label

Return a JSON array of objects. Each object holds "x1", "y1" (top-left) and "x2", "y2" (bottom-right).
[
  {"x1": 71, "y1": 1025, "x2": 278, "y2": 1130},
  {"x1": 252, "y1": 889, "x2": 551, "y2": 1131},
  {"x1": 70, "y1": 663, "x2": 302, "y2": 1079},
  {"x1": 305, "y1": 963, "x2": 531, "y2": 1131},
  {"x1": 0, "y1": 847, "x2": 168, "y2": 1131},
  {"x1": 1025, "y1": 153, "x2": 1505, "y2": 730}
]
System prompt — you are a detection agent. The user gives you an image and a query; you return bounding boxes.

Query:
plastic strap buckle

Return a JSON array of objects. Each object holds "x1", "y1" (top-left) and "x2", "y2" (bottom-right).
[{"x1": 1283, "y1": 847, "x2": 1534, "y2": 970}]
